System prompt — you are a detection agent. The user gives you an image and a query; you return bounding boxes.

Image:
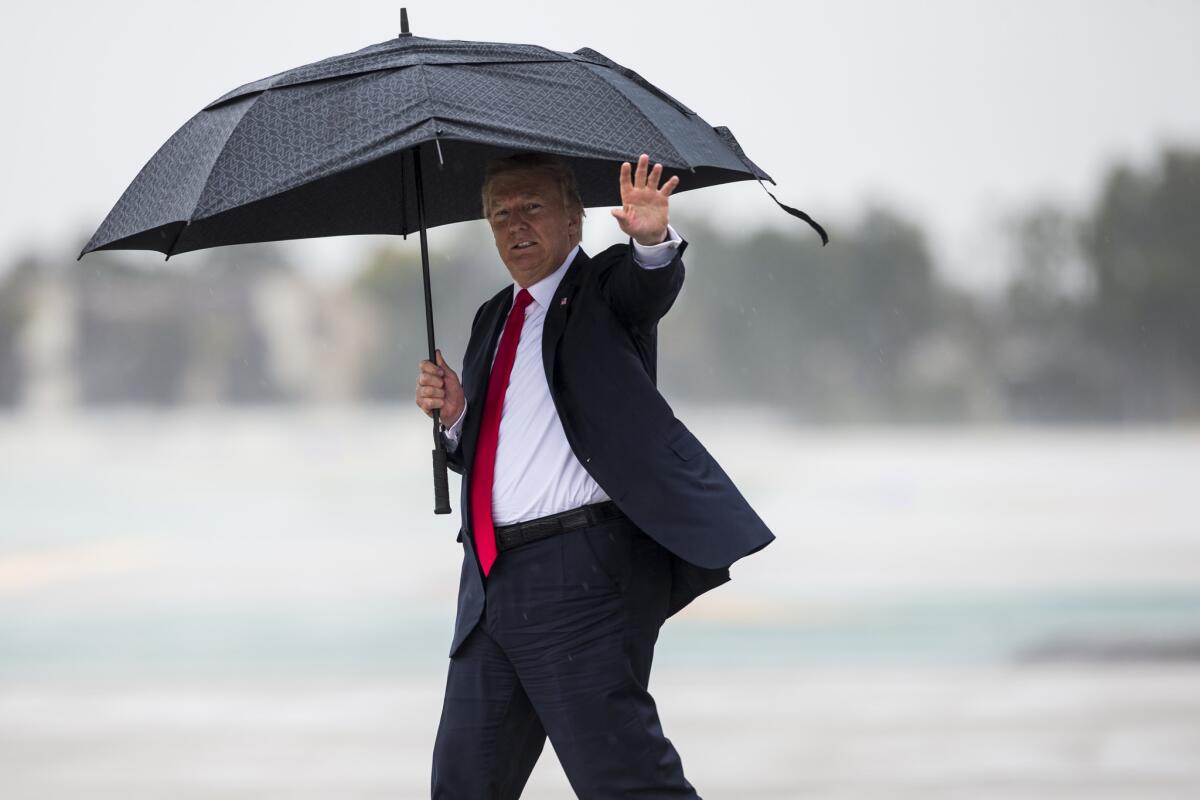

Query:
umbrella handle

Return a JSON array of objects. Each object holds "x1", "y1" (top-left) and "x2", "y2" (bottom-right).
[
  {"x1": 431, "y1": 408, "x2": 451, "y2": 515},
  {"x1": 432, "y1": 442, "x2": 452, "y2": 515}
]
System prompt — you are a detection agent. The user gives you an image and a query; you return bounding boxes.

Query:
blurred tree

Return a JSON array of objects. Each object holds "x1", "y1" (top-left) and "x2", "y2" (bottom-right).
[
  {"x1": 1082, "y1": 147, "x2": 1200, "y2": 418},
  {"x1": 659, "y1": 207, "x2": 948, "y2": 422},
  {"x1": 1007, "y1": 203, "x2": 1089, "y2": 319},
  {"x1": 999, "y1": 203, "x2": 1112, "y2": 421},
  {"x1": 352, "y1": 224, "x2": 497, "y2": 402}
]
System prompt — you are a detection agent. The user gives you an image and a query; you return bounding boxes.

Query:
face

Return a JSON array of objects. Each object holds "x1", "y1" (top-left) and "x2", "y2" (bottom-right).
[{"x1": 484, "y1": 169, "x2": 581, "y2": 288}]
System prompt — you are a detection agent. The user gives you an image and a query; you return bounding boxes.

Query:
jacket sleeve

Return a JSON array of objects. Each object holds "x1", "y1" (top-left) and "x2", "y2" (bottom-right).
[
  {"x1": 441, "y1": 398, "x2": 467, "y2": 475},
  {"x1": 443, "y1": 435, "x2": 464, "y2": 475},
  {"x1": 441, "y1": 297, "x2": 489, "y2": 475},
  {"x1": 597, "y1": 237, "x2": 688, "y2": 331}
]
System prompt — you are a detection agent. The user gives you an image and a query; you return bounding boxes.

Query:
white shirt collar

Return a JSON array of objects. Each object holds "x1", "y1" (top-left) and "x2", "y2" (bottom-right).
[{"x1": 512, "y1": 244, "x2": 580, "y2": 309}]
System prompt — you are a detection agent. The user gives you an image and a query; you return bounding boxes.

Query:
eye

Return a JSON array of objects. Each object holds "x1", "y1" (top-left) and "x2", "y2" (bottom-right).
[{"x1": 526, "y1": 202, "x2": 542, "y2": 213}]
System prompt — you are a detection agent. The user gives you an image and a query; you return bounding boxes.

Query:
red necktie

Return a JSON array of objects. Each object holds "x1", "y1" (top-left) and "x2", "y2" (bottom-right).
[{"x1": 470, "y1": 288, "x2": 533, "y2": 576}]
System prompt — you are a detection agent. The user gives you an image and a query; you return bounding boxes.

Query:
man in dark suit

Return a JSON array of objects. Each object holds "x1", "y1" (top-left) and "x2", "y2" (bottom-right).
[{"x1": 415, "y1": 152, "x2": 774, "y2": 798}]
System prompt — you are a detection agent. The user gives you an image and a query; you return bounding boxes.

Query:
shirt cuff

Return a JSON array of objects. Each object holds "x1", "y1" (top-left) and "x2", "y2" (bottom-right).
[
  {"x1": 441, "y1": 398, "x2": 466, "y2": 447},
  {"x1": 631, "y1": 223, "x2": 682, "y2": 270}
]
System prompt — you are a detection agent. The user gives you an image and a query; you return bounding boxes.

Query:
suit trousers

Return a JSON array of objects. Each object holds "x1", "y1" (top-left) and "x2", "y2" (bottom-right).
[{"x1": 431, "y1": 513, "x2": 701, "y2": 799}]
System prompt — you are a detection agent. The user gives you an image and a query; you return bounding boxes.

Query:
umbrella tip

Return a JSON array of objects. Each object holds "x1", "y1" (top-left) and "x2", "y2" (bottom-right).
[{"x1": 399, "y1": 8, "x2": 411, "y2": 37}]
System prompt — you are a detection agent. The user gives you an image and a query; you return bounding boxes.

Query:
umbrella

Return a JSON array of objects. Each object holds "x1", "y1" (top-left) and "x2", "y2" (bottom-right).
[{"x1": 80, "y1": 9, "x2": 827, "y2": 512}]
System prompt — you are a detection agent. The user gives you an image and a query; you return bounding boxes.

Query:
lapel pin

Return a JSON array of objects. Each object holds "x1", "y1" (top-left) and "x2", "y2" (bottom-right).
[{"x1": 560, "y1": 297, "x2": 569, "y2": 306}]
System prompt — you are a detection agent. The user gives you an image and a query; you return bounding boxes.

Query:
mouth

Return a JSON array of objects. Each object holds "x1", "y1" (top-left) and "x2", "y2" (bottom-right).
[{"x1": 511, "y1": 240, "x2": 537, "y2": 251}]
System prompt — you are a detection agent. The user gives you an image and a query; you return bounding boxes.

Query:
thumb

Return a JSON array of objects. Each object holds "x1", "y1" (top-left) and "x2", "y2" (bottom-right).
[{"x1": 435, "y1": 349, "x2": 454, "y2": 377}]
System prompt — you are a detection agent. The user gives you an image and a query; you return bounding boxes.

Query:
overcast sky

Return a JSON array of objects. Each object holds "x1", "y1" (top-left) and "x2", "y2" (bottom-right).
[{"x1": 3, "y1": 0, "x2": 1198, "y2": 289}]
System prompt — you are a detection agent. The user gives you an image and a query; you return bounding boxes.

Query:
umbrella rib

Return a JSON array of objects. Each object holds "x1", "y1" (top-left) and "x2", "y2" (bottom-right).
[
  {"x1": 570, "y1": 61, "x2": 691, "y2": 169},
  {"x1": 415, "y1": 62, "x2": 444, "y2": 144},
  {"x1": 163, "y1": 222, "x2": 189, "y2": 260},
  {"x1": 189, "y1": 78, "x2": 417, "y2": 242},
  {"x1": 206, "y1": 56, "x2": 579, "y2": 110},
  {"x1": 174, "y1": 91, "x2": 271, "y2": 255},
  {"x1": 570, "y1": 49, "x2": 695, "y2": 117}
]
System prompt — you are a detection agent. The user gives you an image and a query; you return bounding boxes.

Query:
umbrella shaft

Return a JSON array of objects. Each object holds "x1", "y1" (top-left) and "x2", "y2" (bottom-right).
[{"x1": 413, "y1": 148, "x2": 438, "y2": 370}]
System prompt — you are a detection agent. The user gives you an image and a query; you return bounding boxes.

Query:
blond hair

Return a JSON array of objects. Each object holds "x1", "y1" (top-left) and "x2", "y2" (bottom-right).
[{"x1": 480, "y1": 153, "x2": 586, "y2": 223}]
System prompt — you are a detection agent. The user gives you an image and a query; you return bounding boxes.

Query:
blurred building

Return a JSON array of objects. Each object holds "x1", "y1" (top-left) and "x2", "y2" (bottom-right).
[
  {"x1": 5, "y1": 250, "x2": 380, "y2": 412},
  {"x1": 15, "y1": 261, "x2": 79, "y2": 414},
  {"x1": 251, "y1": 271, "x2": 377, "y2": 405}
]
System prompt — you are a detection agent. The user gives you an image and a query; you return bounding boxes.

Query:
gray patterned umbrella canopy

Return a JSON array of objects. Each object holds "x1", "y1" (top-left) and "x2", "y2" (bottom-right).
[
  {"x1": 80, "y1": 26, "x2": 824, "y2": 258},
  {"x1": 79, "y1": 17, "x2": 825, "y2": 513}
]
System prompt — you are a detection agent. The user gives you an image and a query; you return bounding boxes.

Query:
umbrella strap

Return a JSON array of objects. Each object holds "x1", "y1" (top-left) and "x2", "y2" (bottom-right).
[{"x1": 756, "y1": 179, "x2": 829, "y2": 245}]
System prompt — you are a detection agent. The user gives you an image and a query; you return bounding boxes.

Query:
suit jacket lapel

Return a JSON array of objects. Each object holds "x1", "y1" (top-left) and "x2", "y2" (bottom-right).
[
  {"x1": 541, "y1": 248, "x2": 587, "y2": 390},
  {"x1": 461, "y1": 288, "x2": 512, "y2": 469}
]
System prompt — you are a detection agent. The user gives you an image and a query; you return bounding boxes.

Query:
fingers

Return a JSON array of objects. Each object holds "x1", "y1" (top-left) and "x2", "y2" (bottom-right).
[
  {"x1": 416, "y1": 349, "x2": 464, "y2": 419},
  {"x1": 611, "y1": 205, "x2": 639, "y2": 235},
  {"x1": 415, "y1": 395, "x2": 445, "y2": 417},
  {"x1": 416, "y1": 360, "x2": 445, "y2": 389},
  {"x1": 647, "y1": 161, "x2": 663, "y2": 192},
  {"x1": 620, "y1": 154, "x2": 675, "y2": 194},
  {"x1": 415, "y1": 363, "x2": 447, "y2": 418},
  {"x1": 422, "y1": 350, "x2": 458, "y2": 379},
  {"x1": 416, "y1": 370, "x2": 442, "y2": 391},
  {"x1": 635, "y1": 153, "x2": 650, "y2": 189},
  {"x1": 417, "y1": 369, "x2": 443, "y2": 405},
  {"x1": 616, "y1": 154, "x2": 674, "y2": 241},
  {"x1": 433, "y1": 348, "x2": 455, "y2": 376}
]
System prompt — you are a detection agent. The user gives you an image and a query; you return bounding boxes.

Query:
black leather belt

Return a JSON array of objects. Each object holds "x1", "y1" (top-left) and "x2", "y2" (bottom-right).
[{"x1": 494, "y1": 500, "x2": 625, "y2": 553}]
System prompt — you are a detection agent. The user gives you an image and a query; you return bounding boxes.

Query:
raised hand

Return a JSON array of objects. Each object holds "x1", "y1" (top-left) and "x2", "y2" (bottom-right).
[
  {"x1": 611, "y1": 153, "x2": 680, "y2": 246},
  {"x1": 415, "y1": 349, "x2": 465, "y2": 428}
]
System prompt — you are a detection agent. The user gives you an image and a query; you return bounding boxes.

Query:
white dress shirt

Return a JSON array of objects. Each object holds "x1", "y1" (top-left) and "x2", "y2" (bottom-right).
[{"x1": 443, "y1": 225, "x2": 682, "y2": 525}]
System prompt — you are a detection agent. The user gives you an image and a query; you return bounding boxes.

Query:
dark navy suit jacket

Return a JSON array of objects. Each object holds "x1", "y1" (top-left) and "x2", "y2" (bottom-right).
[{"x1": 443, "y1": 238, "x2": 775, "y2": 657}]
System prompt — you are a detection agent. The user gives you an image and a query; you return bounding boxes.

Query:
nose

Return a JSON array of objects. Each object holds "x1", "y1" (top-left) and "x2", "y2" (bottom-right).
[{"x1": 507, "y1": 208, "x2": 530, "y2": 232}]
